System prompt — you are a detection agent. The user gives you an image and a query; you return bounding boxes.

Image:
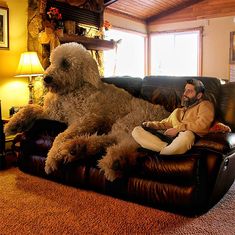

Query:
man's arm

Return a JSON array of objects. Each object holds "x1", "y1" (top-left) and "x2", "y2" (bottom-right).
[
  {"x1": 142, "y1": 110, "x2": 177, "y2": 130},
  {"x1": 174, "y1": 101, "x2": 214, "y2": 136}
]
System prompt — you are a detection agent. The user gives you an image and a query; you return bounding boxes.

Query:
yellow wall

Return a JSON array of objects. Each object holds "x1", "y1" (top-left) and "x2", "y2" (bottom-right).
[{"x1": 0, "y1": 0, "x2": 28, "y2": 118}]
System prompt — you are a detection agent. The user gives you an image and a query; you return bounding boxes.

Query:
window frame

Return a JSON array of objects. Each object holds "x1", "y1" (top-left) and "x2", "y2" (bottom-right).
[
  {"x1": 148, "y1": 27, "x2": 203, "y2": 76},
  {"x1": 103, "y1": 26, "x2": 148, "y2": 77}
]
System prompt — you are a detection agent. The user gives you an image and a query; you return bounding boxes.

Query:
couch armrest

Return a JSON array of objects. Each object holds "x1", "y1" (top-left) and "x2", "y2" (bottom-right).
[
  {"x1": 25, "y1": 119, "x2": 67, "y2": 137},
  {"x1": 16, "y1": 119, "x2": 67, "y2": 157},
  {"x1": 194, "y1": 132, "x2": 235, "y2": 153}
]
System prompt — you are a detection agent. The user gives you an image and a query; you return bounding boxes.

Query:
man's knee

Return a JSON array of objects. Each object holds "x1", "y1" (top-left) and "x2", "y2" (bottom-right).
[
  {"x1": 179, "y1": 131, "x2": 195, "y2": 147},
  {"x1": 132, "y1": 126, "x2": 144, "y2": 138},
  {"x1": 160, "y1": 131, "x2": 195, "y2": 155}
]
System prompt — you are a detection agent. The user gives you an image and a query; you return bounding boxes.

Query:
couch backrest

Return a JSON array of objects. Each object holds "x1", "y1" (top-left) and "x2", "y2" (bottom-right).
[
  {"x1": 141, "y1": 76, "x2": 221, "y2": 111},
  {"x1": 102, "y1": 76, "x2": 235, "y2": 131},
  {"x1": 101, "y1": 76, "x2": 142, "y2": 98},
  {"x1": 219, "y1": 82, "x2": 235, "y2": 131}
]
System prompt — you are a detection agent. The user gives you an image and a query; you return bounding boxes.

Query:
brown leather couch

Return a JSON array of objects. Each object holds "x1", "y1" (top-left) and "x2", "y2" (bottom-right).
[{"x1": 16, "y1": 76, "x2": 235, "y2": 215}]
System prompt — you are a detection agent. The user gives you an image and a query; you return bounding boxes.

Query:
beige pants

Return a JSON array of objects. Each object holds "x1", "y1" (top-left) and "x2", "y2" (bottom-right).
[{"x1": 131, "y1": 126, "x2": 195, "y2": 155}]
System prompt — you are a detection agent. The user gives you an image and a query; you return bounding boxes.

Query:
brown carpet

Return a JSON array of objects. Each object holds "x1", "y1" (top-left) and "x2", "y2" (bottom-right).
[{"x1": 0, "y1": 167, "x2": 234, "y2": 235}]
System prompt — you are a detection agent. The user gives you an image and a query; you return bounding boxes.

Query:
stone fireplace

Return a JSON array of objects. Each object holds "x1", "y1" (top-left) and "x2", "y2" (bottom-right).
[{"x1": 27, "y1": 0, "x2": 113, "y2": 74}]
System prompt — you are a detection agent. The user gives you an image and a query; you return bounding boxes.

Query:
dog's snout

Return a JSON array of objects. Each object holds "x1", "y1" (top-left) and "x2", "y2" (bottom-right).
[{"x1": 44, "y1": 76, "x2": 53, "y2": 84}]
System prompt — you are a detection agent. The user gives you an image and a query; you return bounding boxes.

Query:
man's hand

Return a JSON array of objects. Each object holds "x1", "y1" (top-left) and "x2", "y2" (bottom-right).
[{"x1": 164, "y1": 128, "x2": 179, "y2": 137}]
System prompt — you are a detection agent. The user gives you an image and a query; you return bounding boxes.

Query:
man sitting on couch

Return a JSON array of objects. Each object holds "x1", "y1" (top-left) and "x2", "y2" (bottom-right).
[{"x1": 132, "y1": 79, "x2": 215, "y2": 155}]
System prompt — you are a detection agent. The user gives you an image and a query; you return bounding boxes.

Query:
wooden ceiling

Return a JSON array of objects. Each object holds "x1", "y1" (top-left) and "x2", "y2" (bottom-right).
[{"x1": 104, "y1": 0, "x2": 205, "y2": 23}]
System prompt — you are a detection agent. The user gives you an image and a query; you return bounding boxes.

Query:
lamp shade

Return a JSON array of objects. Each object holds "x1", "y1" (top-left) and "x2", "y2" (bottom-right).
[{"x1": 15, "y1": 52, "x2": 44, "y2": 77}]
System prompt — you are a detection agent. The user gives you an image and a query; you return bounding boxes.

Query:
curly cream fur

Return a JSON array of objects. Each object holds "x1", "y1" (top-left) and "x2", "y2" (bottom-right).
[{"x1": 4, "y1": 42, "x2": 169, "y2": 180}]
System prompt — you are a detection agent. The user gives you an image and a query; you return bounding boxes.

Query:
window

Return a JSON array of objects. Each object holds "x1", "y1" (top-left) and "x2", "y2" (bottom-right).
[
  {"x1": 150, "y1": 29, "x2": 202, "y2": 76},
  {"x1": 103, "y1": 28, "x2": 146, "y2": 77}
]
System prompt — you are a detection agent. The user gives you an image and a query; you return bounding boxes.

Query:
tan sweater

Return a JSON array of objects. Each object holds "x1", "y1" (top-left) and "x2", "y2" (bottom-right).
[{"x1": 149, "y1": 100, "x2": 215, "y2": 137}]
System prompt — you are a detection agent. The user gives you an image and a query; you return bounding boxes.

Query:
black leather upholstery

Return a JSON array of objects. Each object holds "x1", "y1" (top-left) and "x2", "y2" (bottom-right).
[
  {"x1": 219, "y1": 82, "x2": 235, "y2": 130},
  {"x1": 16, "y1": 76, "x2": 235, "y2": 215}
]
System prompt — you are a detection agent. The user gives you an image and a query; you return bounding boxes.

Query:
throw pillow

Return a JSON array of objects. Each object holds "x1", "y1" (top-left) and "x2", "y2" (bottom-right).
[{"x1": 209, "y1": 122, "x2": 231, "y2": 133}]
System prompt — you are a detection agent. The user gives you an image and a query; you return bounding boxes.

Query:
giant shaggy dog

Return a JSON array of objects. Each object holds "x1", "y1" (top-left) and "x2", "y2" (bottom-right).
[{"x1": 5, "y1": 43, "x2": 169, "y2": 181}]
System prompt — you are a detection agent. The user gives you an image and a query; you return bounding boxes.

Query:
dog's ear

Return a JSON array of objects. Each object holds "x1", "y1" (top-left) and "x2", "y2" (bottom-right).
[{"x1": 82, "y1": 55, "x2": 101, "y2": 88}]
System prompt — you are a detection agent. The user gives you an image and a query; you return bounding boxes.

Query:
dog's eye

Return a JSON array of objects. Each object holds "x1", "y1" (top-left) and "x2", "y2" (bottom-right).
[{"x1": 61, "y1": 58, "x2": 70, "y2": 70}]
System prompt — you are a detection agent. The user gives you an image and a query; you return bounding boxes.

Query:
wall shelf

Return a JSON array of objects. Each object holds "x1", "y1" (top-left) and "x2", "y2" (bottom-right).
[{"x1": 58, "y1": 34, "x2": 116, "y2": 51}]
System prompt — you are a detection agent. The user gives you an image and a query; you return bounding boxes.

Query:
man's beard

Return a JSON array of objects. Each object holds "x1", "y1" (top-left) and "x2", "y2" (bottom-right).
[{"x1": 181, "y1": 95, "x2": 199, "y2": 107}]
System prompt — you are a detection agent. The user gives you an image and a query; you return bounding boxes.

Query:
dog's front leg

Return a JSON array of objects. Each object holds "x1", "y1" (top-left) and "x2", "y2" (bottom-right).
[
  {"x1": 44, "y1": 132, "x2": 117, "y2": 174},
  {"x1": 44, "y1": 113, "x2": 113, "y2": 174},
  {"x1": 4, "y1": 104, "x2": 44, "y2": 136}
]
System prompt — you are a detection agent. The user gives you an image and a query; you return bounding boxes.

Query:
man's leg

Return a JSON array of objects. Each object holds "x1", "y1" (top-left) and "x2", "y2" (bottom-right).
[
  {"x1": 160, "y1": 130, "x2": 195, "y2": 155},
  {"x1": 131, "y1": 126, "x2": 168, "y2": 152}
]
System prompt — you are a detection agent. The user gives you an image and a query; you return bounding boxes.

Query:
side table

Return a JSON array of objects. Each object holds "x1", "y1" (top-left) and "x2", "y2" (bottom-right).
[{"x1": 0, "y1": 118, "x2": 17, "y2": 169}]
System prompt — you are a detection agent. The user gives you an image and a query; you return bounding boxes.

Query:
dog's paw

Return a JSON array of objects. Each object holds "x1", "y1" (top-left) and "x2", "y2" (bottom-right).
[
  {"x1": 45, "y1": 147, "x2": 65, "y2": 174},
  {"x1": 97, "y1": 146, "x2": 125, "y2": 182},
  {"x1": 44, "y1": 159, "x2": 58, "y2": 174},
  {"x1": 97, "y1": 144, "x2": 147, "y2": 181},
  {"x1": 62, "y1": 139, "x2": 87, "y2": 163},
  {"x1": 4, "y1": 123, "x2": 17, "y2": 136},
  {"x1": 97, "y1": 157, "x2": 121, "y2": 182}
]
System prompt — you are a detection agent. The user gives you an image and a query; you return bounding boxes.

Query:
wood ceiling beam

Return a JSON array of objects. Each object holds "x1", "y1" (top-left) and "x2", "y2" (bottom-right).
[
  {"x1": 105, "y1": 8, "x2": 145, "y2": 23},
  {"x1": 146, "y1": 0, "x2": 205, "y2": 24},
  {"x1": 104, "y1": 0, "x2": 119, "y2": 7}
]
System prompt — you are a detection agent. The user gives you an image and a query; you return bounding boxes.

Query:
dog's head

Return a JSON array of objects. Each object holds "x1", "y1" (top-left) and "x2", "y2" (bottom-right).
[{"x1": 43, "y1": 42, "x2": 101, "y2": 94}]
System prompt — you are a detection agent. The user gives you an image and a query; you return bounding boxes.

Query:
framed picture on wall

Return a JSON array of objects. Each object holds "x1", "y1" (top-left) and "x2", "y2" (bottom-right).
[
  {"x1": 0, "y1": 7, "x2": 9, "y2": 49},
  {"x1": 230, "y1": 31, "x2": 235, "y2": 64}
]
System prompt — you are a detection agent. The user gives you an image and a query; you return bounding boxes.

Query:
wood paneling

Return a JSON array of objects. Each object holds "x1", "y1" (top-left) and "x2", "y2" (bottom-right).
[
  {"x1": 106, "y1": 0, "x2": 204, "y2": 21},
  {"x1": 106, "y1": 0, "x2": 235, "y2": 24},
  {"x1": 149, "y1": 0, "x2": 235, "y2": 24}
]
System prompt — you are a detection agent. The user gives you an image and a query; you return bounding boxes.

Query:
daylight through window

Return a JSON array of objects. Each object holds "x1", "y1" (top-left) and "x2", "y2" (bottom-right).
[
  {"x1": 150, "y1": 29, "x2": 202, "y2": 76},
  {"x1": 103, "y1": 29, "x2": 146, "y2": 77}
]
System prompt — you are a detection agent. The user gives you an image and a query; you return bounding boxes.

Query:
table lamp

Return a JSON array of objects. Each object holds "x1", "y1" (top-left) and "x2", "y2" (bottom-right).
[{"x1": 15, "y1": 52, "x2": 44, "y2": 104}]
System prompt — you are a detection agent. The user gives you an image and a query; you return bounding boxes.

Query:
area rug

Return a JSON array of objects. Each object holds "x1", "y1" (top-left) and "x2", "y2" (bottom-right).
[{"x1": 0, "y1": 167, "x2": 234, "y2": 234}]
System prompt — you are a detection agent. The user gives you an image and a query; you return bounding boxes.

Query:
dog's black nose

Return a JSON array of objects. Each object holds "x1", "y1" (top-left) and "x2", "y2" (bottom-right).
[{"x1": 44, "y1": 76, "x2": 53, "y2": 84}]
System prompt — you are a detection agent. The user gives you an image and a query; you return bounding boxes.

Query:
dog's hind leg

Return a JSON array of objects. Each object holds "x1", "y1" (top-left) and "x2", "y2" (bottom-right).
[{"x1": 97, "y1": 137, "x2": 146, "y2": 182}]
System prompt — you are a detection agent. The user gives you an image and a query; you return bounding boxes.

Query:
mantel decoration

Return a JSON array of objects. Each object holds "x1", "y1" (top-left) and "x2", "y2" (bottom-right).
[
  {"x1": 103, "y1": 20, "x2": 112, "y2": 31},
  {"x1": 47, "y1": 7, "x2": 63, "y2": 30},
  {"x1": 45, "y1": 6, "x2": 63, "y2": 37}
]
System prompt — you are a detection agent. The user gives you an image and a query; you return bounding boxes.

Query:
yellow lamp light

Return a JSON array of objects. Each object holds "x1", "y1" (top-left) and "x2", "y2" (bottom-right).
[{"x1": 15, "y1": 52, "x2": 44, "y2": 104}]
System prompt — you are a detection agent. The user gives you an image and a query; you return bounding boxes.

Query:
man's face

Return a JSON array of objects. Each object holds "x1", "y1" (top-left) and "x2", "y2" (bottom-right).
[{"x1": 181, "y1": 84, "x2": 201, "y2": 107}]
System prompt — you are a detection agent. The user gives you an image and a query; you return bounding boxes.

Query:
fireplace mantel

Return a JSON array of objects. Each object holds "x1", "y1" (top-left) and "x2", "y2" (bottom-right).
[{"x1": 58, "y1": 34, "x2": 115, "y2": 50}]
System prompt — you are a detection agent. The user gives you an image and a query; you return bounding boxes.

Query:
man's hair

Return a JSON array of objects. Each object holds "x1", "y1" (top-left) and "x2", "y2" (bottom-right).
[{"x1": 186, "y1": 79, "x2": 205, "y2": 94}]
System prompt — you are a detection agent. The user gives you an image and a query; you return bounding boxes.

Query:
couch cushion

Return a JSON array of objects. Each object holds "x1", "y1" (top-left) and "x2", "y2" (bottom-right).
[
  {"x1": 137, "y1": 154, "x2": 200, "y2": 184},
  {"x1": 193, "y1": 133, "x2": 235, "y2": 153},
  {"x1": 219, "y1": 82, "x2": 235, "y2": 132},
  {"x1": 208, "y1": 122, "x2": 231, "y2": 133}
]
